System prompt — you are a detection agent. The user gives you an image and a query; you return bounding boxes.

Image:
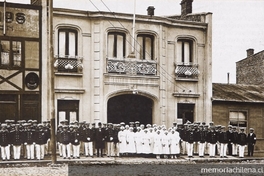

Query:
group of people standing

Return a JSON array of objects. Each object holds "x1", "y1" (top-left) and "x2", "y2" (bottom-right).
[
  {"x1": 56, "y1": 120, "x2": 181, "y2": 159},
  {"x1": 178, "y1": 122, "x2": 257, "y2": 158},
  {"x1": 0, "y1": 119, "x2": 257, "y2": 161},
  {"x1": 0, "y1": 120, "x2": 50, "y2": 161}
]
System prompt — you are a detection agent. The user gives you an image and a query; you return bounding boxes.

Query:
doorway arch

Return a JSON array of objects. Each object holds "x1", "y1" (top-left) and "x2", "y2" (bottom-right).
[{"x1": 107, "y1": 94, "x2": 153, "y2": 125}]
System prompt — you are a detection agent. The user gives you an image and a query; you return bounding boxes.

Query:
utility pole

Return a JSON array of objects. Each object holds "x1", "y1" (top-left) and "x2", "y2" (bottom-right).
[{"x1": 48, "y1": 0, "x2": 56, "y2": 164}]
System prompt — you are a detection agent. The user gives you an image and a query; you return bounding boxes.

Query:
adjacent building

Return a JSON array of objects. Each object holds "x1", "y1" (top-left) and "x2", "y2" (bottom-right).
[
  {"x1": 212, "y1": 83, "x2": 264, "y2": 154},
  {"x1": 0, "y1": 2, "x2": 42, "y2": 122}
]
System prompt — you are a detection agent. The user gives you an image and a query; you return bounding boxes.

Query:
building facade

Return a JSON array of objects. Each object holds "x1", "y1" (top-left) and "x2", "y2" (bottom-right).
[
  {"x1": 236, "y1": 49, "x2": 264, "y2": 85},
  {"x1": 212, "y1": 83, "x2": 264, "y2": 154},
  {"x1": 34, "y1": 0, "x2": 213, "y2": 127},
  {"x1": 0, "y1": 2, "x2": 42, "y2": 123}
]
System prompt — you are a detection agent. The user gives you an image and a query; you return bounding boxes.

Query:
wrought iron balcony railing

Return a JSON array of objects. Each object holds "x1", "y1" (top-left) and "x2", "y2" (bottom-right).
[
  {"x1": 175, "y1": 62, "x2": 199, "y2": 80},
  {"x1": 107, "y1": 58, "x2": 157, "y2": 76},
  {"x1": 54, "y1": 55, "x2": 83, "y2": 74}
]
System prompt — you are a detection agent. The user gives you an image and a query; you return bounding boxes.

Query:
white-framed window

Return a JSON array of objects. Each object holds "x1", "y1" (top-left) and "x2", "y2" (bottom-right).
[
  {"x1": 58, "y1": 29, "x2": 77, "y2": 58},
  {"x1": 177, "y1": 39, "x2": 193, "y2": 64},
  {"x1": 229, "y1": 111, "x2": 247, "y2": 128},
  {"x1": 136, "y1": 34, "x2": 154, "y2": 60},
  {"x1": 107, "y1": 32, "x2": 126, "y2": 58}
]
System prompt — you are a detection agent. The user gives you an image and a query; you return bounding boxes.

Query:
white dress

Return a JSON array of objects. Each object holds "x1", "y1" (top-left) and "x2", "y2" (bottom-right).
[
  {"x1": 153, "y1": 133, "x2": 162, "y2": 155},
  {"x1": 162, "y1": 134, "x2": 170, "y2": 154},
  {"x1": 135, "y1": 131, "x2": 142, "y2": 154},
  {"x1": 126, "y1": 131, "x2": 136, "y2": 153},
  {"x1": 118, "y1": 130, "x2": 127, "y2": 153},
  {"x1": 169, "y1": 131, "x2": 181, "y2": 154},
  {"x1": 141, "y1": 132, "x2": 151, "y2": 154}
]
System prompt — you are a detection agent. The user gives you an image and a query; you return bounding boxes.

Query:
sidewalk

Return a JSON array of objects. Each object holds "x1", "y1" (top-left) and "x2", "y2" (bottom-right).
[{"x1": 0, "y1": 154, "x2": 262, "y2": 166}]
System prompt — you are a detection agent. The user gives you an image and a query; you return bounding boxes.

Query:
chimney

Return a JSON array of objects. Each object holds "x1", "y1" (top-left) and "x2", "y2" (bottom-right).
[
  {"x1": 147, "y1": 6, "x2": 155, "y2": 16},
  {"x1": 246, "y1": 48, "x2": 254, "y2": 57},
  {"x1": 181, "y1": 0, "x2": 193, "y2": 17}
]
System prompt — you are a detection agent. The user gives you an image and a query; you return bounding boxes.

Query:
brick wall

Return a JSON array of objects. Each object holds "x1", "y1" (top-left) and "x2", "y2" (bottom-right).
[{"x1": 236, "y1": 51, "x2": 264, "y2": 85}]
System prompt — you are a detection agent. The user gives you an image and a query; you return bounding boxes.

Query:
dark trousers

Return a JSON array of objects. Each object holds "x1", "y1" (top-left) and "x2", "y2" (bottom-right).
[
  {"x1": 248, "y1": 143, "x2": 254, "y2": 156},
  {"x1": 96, "y1": 148, "x2": 103, "y2": 157},
  {"x1": 227, "y1": 142, "x2": 232, "y2": 155}
]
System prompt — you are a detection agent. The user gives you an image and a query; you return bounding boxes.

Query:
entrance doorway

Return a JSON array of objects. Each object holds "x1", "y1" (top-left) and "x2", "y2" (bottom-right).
[
  {"x1": 57, "y1": 100, "x2": 79, "y2": 124},
  {"x1": 177, "y1": 103, "x2": 194, "y2": 124},
  {"x1": 107, "y1": 94, "x2": 153, "y2": 125}
]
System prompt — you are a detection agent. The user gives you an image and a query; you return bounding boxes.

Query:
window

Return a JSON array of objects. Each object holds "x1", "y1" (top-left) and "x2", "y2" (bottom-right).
[
  {"x1": 229, "y1": 111, "x2": 247, "y2": 128},
  {"x1": 177, "y1": 39, "x2": 193, "y2": 64},
  {"x1": 0, "y1": 40, "x2": 22, "y2": 68},
  {"x1": 136, "y1": 34, "x2": 154, "y2": 60},
  {"x1": 58, "y1": 29, "x2": 77, "y2": 58},
  {"x1": 107, "y1": 32, "x2": 126, "y2": 58}
]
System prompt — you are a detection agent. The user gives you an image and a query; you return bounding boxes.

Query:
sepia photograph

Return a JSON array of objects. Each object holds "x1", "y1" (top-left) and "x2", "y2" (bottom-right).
[{"x1": 0, "y1": 0, "x2": 263, "y2": 175}]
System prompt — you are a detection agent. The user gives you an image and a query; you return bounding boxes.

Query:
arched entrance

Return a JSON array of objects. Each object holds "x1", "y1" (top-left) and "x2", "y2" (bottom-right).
[{"x1": 107, "y1": 94, "x2": 153, "y2": 125}]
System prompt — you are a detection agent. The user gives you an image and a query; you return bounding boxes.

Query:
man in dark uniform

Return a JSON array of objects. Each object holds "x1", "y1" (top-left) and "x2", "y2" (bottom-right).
[
  {"x1": 231, "y1": 126, "x2": 239, "y2": 156},
  {"x1": 207, "y1": 126, "x2": 217, "y2": 158},
  {"x1": 247, "y1": 128, "x2": 256, "y2": 156},
  {"x1": 71, "y1": 125, "x2": 81, "y2": 159},
  {"x1": 95, "y1": 122, "x2": 106, "y2": 157},
  {"x1": 186, "y1": 124, "x2": 195, "y2": 158},
  {"x1": 61, "y1": 125, "x2": 71, "y2": 159},
  {"x1": 24, "y1": 123, "x2": 35, "y2": 160},
  {"x1": 198, "y1": 125, "x2": 206, "y2": 157},
  {"x1": 219, "y1": 126, "x2": 228, "y2": 158},
  {"x1": 91, "y1": 123, "x2": 96, "y2": 155},
  {"x1": 35, "y1": 124, "x2": 48, "y2": 160},
  {"x1": 11, "y1": 124, "x2": 24, "y2": 160},
  {"x1": 226, "y1": 125, "x2": 233, "y2": 155},
  {"x1": 0, "y1": 124, "x2": 11, "y2": 161},
  {"x1": 105, "y1": 123, "x2": 115, "y2": 157},
  {"x1": 238, "y1": 128, "x2": 247, "y2": 158},
  {"x1": 82, "y1": 122, "x2": 94, "y2": 157}
]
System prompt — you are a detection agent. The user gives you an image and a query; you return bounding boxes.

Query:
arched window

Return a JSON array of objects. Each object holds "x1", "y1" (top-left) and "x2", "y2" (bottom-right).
[
  {"x1": 136, "y1": 34, "x2": 154, "y2": 60},
  {"x1": 177, "y1": 39, "x2": 193, "y2": 64},
  {"x1": 107, "y1": 32, "x2": 126, "y2": 58},
  {"x1": 58, "y1": 29, "x2": 78, "y2": 58}
]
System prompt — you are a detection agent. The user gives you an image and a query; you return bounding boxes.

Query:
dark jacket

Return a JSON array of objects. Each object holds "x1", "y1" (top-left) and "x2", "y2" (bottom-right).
[
  {"x1": 71, "y1": 130, "x2": 81, "y2": 145},
  {"x1": 207, "y1": 131, "x2": 217, "y2": 144},
  {"x1": 24, "y1": 129, "x2": 35, "y2": 144},
  {"x1": 95, "y1": 128, "x2": 106, "y2": 149},
  {"x1": 11, "y1": 130, "x2": 24, "y2": 145},
  {"x1": 238, "y1": 133, "x2": 247, "y2": 146},
  {"x1": 35, "y1": 129, "x2": 48, "y2": 145},
  {"x1": 81, "y1": 127, "x2": 93, "y2": 142},
  {"x1": 219, "y1": 131, "x2": 229, "y2": 143},
  {"x1": 0, "y1": 129, "x2": 10, "y2": 146},
  {"x1": 105, "y1": 128, "x2": 115, "y2": 142},
  {"x1": 247, "y1": 133, "x2": 256, "y2": 145}
]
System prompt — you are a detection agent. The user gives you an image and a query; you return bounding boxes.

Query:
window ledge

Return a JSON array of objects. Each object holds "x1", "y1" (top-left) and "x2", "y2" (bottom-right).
[
  {"x1": 104, "y1": 73, "x2": 160, "y2": 79},
  {"x1": 175, "y1": 77, "x2": 198, "y2": 82},
  {"x1": 55, "y1": 72, "x2": 83, "y2": 77},
  {"x1": 173, "y1": 92, "x2": 200, "y2": 98}
]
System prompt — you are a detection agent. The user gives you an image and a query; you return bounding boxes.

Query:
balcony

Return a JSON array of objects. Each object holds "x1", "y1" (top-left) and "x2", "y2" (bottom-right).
[
  {"x1": 175, "y1": 62, "x2": 199, "y2": 81},
  {"x1": 106, "y1": 58, "x2": 157, "y2": 76},
  {"x1": 54, "y1": 55, "x2": 83, "y2": 75}
]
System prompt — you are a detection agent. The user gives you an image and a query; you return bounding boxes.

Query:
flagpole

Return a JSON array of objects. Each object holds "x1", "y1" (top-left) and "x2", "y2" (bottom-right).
[{"x1": 131, "y1": 0, "x2": 136, "y2": 54}]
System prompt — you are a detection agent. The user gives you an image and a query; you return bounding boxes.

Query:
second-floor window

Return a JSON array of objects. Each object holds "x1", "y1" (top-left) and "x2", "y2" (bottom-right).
[
  {"x1": 136, "y1": 34, "x2": 154, "y2": 60},
  {"x1": 177, "y1": 39, "x2": 193, "y2": 64},
  {"x1": 107, "y1": 32, "x2": 126, "y2": 58},
  {"x1": 58, "y1": 29, "x2": 77, "y2": 58},
  {"x1": 0, "y1": 40, "x2": 22, "y2": 68}
]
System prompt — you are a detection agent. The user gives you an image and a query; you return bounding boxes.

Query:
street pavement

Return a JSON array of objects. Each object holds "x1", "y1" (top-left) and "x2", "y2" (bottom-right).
[{"x1": 0, "y1": 154, "x2": 262, "y2": 166}]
